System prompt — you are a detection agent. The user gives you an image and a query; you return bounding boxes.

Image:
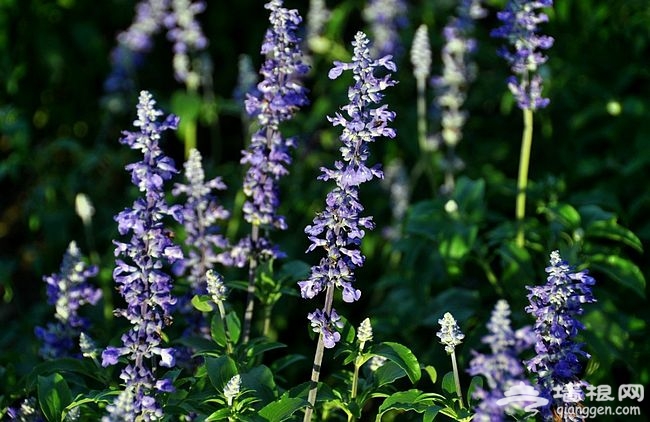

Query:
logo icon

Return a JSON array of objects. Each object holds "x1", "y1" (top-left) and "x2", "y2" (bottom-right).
[{"x1": 496, "y1": 382, "x2": 549, "y2": 415}]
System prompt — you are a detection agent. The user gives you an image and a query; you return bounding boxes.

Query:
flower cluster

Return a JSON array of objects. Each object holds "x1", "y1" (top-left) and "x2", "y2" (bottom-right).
[
  {"x1": 105, "y1": 0, "x2": 208, "y2": 96},
  {"x1": 468, "y1": 300, "x2": 535, "y2": 421},
  {"x1": 298, "y1": 31, "x2": 396, "y2": 347},
  {"x1": 437, "y1": 312, "x2": 465, "y2": 354},
  {"x1": 432, "y1": 0, "x2": 486, "y2": 149},
  {"x1": 101, "y1": 90, "x2": 183, "y2": 420},
  {"x1": 240, "y1": 0, "x2": 309, "y2": 232},
  {"x1": 164, "y1": 0, "x2": 209, "y2": 88},
  {"x1": 491, "y1": 0, "x2": 554, "y2": 110},
  {"x1": 172, "y1": 148, "x2": 230, "y2": 296},
  {"x1": 362, "y1": 0, "x2": 408, "y2": 58},
  {"x1": 525, "y1": 251, "x2": 596, "y2": 417},
  {"x1": 34, "y1": 241, "x2": 101, "y2": 359}
]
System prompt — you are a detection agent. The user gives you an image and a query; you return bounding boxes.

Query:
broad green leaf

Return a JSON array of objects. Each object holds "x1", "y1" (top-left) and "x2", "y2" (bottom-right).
[
  {"x1": 205, "y1": 408, "x2": 231, "y2": 421},
  {"x1": 371, "y1": 342, "x2": 420, "y2": 383},
  {"x1": 585, "y1": 220, "x2": 643, "y2": 252},
  {"x1": 544, "y1": 203, "x2": 581, "y2": 229},
  {"x1": 241, "y1": 365, "x2": 277, "y2": 405},
  {"x1": 191, "y1": 294, "x2": 214, "y2": 312},
  {"x1": 226, "y1": 312, "x2": 242, "y2": 344},
  {"x1": 423, "y1": 365, "x2": 437, "y2": 384},
  {"x1": 258, "y1": 396, "x2": 308, "y2": 421},
  {"x1": 589, "y1": 254, "x2": 646, "y2": 298},
  {"x1": 467, "y1": 376, "x2": 484, "y2": 407},
  {"x1": 37, "y1": 373, "x2": 72, "y2": 422},
  {"x1": 247, "y1": 341, "x2": 286, "y2": 359},
  {"x1": 441, "y1": 371, "x2": 455, "y2": 396},
  {"x1": 210, "y1": 313, "x2": 227, "y2": 347},
  {"x1": 205, "y1": 355, "x2": 238, "y2": 391},
  {"x1": 375, "y1": 389, "x2": 442, "y2": 421},
  {"x1": 373, "y1": 360, "x2": 408, "y2": 388},
  {"x1": 423, "y1": 405, "x2": 442, "y2": 422}
]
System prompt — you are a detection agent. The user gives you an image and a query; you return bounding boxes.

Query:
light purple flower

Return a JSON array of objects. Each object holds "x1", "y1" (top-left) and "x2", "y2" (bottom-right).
[
  {"x1": 362, "y1": 0, "x2": 408, "y2": 58},
  {"x1": 240, "y1": 0, "x2": 309, "y2": 232},
  {"x1": 525, "y1": 250, "x2": 596, "y2": 418},
  {"x1": 468, "y1": 300, "x2": 535, "y2": 421},
  {"x1": 102, "y1": 91, "x2": 183, "y2": 420},
  {"x1": 298, "y1": 31, "x2": 396, "y2": 347},
  {"x1": 491, "y1": 0, "x2": 554, "y2": 110},
  {"x1": 34, "y1": 241, "x2": 100, "y2": 359}
]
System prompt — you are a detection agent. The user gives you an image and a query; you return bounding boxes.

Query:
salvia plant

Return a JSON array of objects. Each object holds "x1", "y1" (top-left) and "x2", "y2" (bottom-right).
[{"x1": 1, "y1": 1, "x2": 647, "y2": 422}]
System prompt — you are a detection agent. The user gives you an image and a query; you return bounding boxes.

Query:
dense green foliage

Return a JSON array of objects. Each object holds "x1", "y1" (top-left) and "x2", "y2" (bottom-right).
[{"x1": 1, "y1": 0, "x2": 648, "y2": 420}]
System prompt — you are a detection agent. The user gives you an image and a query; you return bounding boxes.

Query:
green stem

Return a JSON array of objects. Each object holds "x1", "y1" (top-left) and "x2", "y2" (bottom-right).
[
  {"x1": 304, "y1": 283, "x2": 335, "y2": 422},
  {"x1": 242, "y1": 224, "x2": 260, "y2": 344},
  {"x1": 515, "y1": 108, "x2": 534, "y2": 247},
  {"x1": 183, "y1": 118, "x2": 197, "y2": 160},
  {"x1": 450, "y1": 350, "x2": 464, "y2": 409}
]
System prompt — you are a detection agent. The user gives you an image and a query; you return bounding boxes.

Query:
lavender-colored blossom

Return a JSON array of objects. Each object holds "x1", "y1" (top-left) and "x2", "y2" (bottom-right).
[
  {"x1": 362, "y1": 0, "x2": 408, "y2": 58},
  {"x1": 437, "y1": 312, "x2": 465, "y2": 354},
  {"x1": 468, "y1": 300, "x2": 535, "y2": 421},
  {"x1": 172, "y1": 148, "x2": 230, "y2": 296},
  {"x1": 308, "y1": 308, "x2": 344, "y2": 349},
  {"x1": 410, "y1": 24, "x2": 431, "y2": 83},
  {"x1": 306, "y1": 0, "x2": 330, "y2": 48},
  {"x1": 5, "y1": 397, "x2": 44, "y2": 421},
  {"x1": 525, "y1": 251, "x2": 596, "y2": 418},
  {"x1": 298, "y1": 31, "x2": 396, "y2": 347},
  {"x1": 101, "y1": 90, "x2": 183, "y2": 421},
  {"x1": 491, "y1": 0, "x2": 554, "y2": 110},
  {"x1": 164, "y1": 0, "x2": 209, "y2": 88},
  {"x1": 432, "y1": 0, "x2": 485, "y2": 148},
  {"x1": 34, "y1": 241, "x2": 101, "y2": 359},
  {"x1": 241, "y1": 0, "x2": 309, "y2": 231}
]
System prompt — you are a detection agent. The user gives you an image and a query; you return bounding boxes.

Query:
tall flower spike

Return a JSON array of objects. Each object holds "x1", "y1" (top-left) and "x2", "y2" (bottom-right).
[
  {"x1": 35, "y1": 241, "x2": 101, "y2": 359},
  {"x1": 432, "y1": 0, "x2": 486, "y2": 193},
  {"x1": 468, "y1": 300, "x2": 535, "y2": 421},
  {"x1": 298, "y1": 30, "x2": 397, "y2": 327},
  {"x1": 362, "y1": 0, "x2": 408, "y2": 58},
  {"x1": 241, "y1": 0, "x2": 309, "y2": 231},
  {"x1": 525, "y1": 251, "x2": 596, "y2": 419},
  {"x1": 172, "y1": 148, "x2": 230, "y2": 296},
  {"x1": 239, "y1": 0, "x2": 309, "y2": 342},
  {"x1": 491, "y1": 0, "x2": 554, "y2": 110},
  {"x1": 101, "y1": 90, "x2": 183, "y2": 421},
  {"x1": 164, "y1": 0, "x2": 209, "y2": 89},
  {"x1": 301, "y1": 32, "x2": 396, "y2": 421},
  {"x1": 411, "y1": 24, "x2": 431, "y2": 83}
]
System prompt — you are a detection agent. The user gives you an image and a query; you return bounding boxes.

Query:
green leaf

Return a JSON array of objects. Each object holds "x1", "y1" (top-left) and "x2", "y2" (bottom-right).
[
  {"x1": 373, "y1": 360, "x2": 408, "y2": 388},
  {"x1": 423, "y1": 405, "x2": 442, "y2": 422},
  {"x1": 375, "y1": 389, "x2": 443, "y2": 421},
  {"x1": 585, "y1": 219, "x2": 643, "y2": 252},
  {"x1": 247, "y1": 341, "x2": 286, "y2": 359},
  {"x1": 37, "y1": 373, "x2": 72, "y2": 422},
  {"x1": 371, "y1": 342, "x2": 421, "y2": 383},
  {"x1": 467, "y1": 376, "x2": 484, "y2": 407},
  {"x1": 226, "y1": 311, "x2": 241, "y2": 345},
  {"x1": 205, "y1": 355, "x2": 238, "y2": 391},
  {"x1": 441, "y1": 372, "x2": 455, "y2": 396},
  {"x1": 191, "y1": 294, "x2": 214, "y2": 312},
  {"x1": 210, "y1": 313, "x2": 227, "y2": 347},
  {"x1": 423, "y1": 365, "x2": 437, "y2": 384},
  {"x1": 205, "y1": 408, "x2": 232, "y2": 421},
  {"x1": 544, "y1": 203, "x2": 582, "y2": 230},
  {"x1": 589, "y1": 254, "x2": 646, "y2": 298},
  {"x1": 258, "y1": 395, "x2": 308, "y2": 421},
  {"x1": 241, "y1": 365, "x2": 277, "y2": 405}
]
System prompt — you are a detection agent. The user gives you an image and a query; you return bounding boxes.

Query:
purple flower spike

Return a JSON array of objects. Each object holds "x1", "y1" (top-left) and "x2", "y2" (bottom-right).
[
  {"x1": 102, "y1": 90, "x2": 183, "y2": 421},
  {"x1": 525, "y1": 251, "x2": 596, "y2": 418},
  {"x1": 241, "y1": 0, "x2": 309, "y2": 232},
  {"x1": 491, "y1": 0, "x2": 554, "y2": 110},
  {"x1": 362, "y1": 0, "x2": 408, "y2": 58},
  {"x1": 468, "y1": 300, "x2": 535, "y2": 421},
  {"x1": 298, "y1": 31, "x2": 396, "y2": 347},
  {"x1": 35, "y1": 241, "x2": 101, "y2": 359}
]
